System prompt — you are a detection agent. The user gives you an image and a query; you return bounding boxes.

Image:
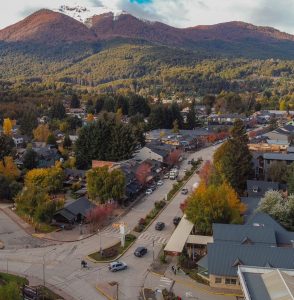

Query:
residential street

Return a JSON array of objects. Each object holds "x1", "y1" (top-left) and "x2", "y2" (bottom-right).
[{"x1": 0, "y1": 145, "x2": 225, "y2": 300}]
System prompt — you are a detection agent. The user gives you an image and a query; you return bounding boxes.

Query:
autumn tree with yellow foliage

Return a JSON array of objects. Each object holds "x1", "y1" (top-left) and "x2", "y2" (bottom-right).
[
  {"x1": 3, "y1": 118, "x2": 13, "y2": 135},
  {"x1": 0, "y1": 156, "x2": 20, "y2": 181},
  {"x1": 185, "y1": 181, "x2": 246, "y2": 235},
  {"x1": 25, "y1": 164, "x2": 64, "y2": 193},
  {"x1": 33, "y1": 124, "x2": 51, "y2": 142}
]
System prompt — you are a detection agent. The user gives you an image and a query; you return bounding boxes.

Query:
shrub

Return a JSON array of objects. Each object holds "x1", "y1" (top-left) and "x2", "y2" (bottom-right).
[{"x1": 139, "y1": 218, "x2": 146, "y2": 225}]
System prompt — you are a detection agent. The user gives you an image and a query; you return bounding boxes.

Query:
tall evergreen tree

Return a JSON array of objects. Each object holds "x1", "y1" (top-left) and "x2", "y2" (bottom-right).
[
  {"x1": 187, "y1": 100, "x2": 196, "y2": 129},
  {"x1": 213, "y1": 119, "x2": 252, "y2": 194},
  {"x1": 70, "y1": 94, "x2": 80, "y2": 109},
  {"x1": 75, "y1": 116, "x2": 137, "y2": 169},
  {"x1": 50, "y1": 101, "x2": 66, "y2": 120}
]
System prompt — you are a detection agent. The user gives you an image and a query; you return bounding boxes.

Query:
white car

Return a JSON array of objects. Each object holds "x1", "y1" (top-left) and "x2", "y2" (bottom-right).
[
  {"x1": 157, "y1": 180, "x2": 164, "y2": 186},
  {"x1": 108, "y1": 261, "x2": 128, "y2": 272},
  {"x1": 145, "y1": 189, "x2": 153, "y2": 195}
]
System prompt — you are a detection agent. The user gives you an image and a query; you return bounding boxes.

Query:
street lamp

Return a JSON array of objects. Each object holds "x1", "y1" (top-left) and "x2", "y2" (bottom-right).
[
  {"x1": 98, "y1": 229, "x2": 102, "y2": 256},
  {"x1": 108, "y1": 281, "x2": 119, "y2": 300}
]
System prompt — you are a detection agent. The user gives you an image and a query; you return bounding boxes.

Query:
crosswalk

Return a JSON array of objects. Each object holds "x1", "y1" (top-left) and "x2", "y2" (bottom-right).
[
  {"x1": 101, "y1": 227, "x2": 168, "y2": 245},
  {"x1": 138, "y1": 232, "x2": 167, "y2": 245},
  {"x1": 157, "y1": 276, "x2": 173, "y2": 290}
]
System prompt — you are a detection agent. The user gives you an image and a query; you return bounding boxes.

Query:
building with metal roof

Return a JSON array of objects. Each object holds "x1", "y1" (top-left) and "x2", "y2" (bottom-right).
[
  {"x1": 196, "y1": 213, "x2": 294, "y2": 291},
  {"x1": 246, "y1": 180, "x2": 280, "y2": 197},
  {"x1": 238, "y1": 266, "x2": 294, "y2": 300}
]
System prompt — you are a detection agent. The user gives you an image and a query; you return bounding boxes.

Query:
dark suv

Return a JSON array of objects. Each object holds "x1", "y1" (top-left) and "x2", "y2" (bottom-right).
[
  {"x1": 173, "y1": 217, "x2": 181, "y2": 226},
  {"x1": 134, "y1": 247, "x2": 148, "y2": 257},
  {"x1": 155, "y1": 222, "x2": 165, "y2": 231}
]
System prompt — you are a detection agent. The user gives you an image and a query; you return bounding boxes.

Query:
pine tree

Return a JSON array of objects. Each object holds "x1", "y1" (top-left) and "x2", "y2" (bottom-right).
[
  {"x1": 70, "y1": 94, "x2": 80, "y2": 109},
  {"x1": 187, "y1": 100, "x2": 196, "y2": 129},
  {"x1": 214, "y1": 119, "x2": 252, "y2": 194}
]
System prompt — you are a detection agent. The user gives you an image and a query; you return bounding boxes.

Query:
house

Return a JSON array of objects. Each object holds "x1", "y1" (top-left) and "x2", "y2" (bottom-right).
[
  {"x1": 246, "y1": 180, "x2": 279, "y2": 197},
  {"x1": 53, "y1": 197, "x2": 96, "y2": 224},
  {"x1": 207, "y1": 114, "x2": 250, "y2": 126},
  {"x1": 238, "y1": 266, "x2": 294, "y2": 300},
  {"x1": 264, "y1": 124, "x2": 294, "y2": 142},
  {"x1": 64, "y1": 169, "x2": 86, "y2": 186},
  {"x1": 134, "y1": 142, "x2": 174, "y2": 164},
  {"x1": 196, "y1": 213, "x2": 294, "y2": 291},
  {"x1": 32, "y1": 146, "x2": 61, "y2": 168}
]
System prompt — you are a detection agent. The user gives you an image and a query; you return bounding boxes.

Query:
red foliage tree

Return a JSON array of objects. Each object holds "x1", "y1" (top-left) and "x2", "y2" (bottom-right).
[
  {"x1": 86, "y1": 203, "x2": 116, "y2": 233},
  {"x1": 198, "y1": 160, "x2": 214, "y2": 186}
]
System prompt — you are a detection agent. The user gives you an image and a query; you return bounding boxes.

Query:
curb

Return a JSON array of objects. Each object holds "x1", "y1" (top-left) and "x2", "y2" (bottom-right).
[
  {"x1": 95, "y1": 284, "x2": 113, "y2": 300},
  {"x1": 87, "y1": 237, "x2": 137, "y2": 263}
]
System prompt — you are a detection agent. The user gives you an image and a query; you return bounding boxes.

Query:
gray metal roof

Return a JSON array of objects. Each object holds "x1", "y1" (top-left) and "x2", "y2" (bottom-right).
[
  {"x1": 288, "y1": 146, "x2": 294, "y2": 153},
  {"x1": 242, "y1": 272, "x2": 271, "y2": 300},
  {"x1": 241, "y1": 197, "x2": 261, "y2": 222},
  {"x1": 206, "y1": 243, "x2": 294, "y2": 277},
  {"x1": 212, "y1": 223, "x2": 277, "y2": 246},
  {"x1": 263, "y1": 153, "x2": 294, "y2": 161},
  {"x1": 247, "y1": 180, "x2": 279, "y2": 197},
  {"x1": 247, "y1": 213, "x2": 294, "y2": 245}
]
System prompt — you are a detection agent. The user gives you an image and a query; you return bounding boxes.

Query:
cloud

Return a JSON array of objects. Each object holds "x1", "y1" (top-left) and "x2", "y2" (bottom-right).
[
  {"x1": 250, "y1": 0, "x2": 294, "y2": 33},
  {"x1": 0, "y1": 0, "x2": 294, "y2": 34}
]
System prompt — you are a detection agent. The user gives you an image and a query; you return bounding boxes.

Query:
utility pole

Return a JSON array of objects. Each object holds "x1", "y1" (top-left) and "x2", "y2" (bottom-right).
[
  {"x1": 152, "y1": 239, "x2": 155, "y2": 262},
  {"x1": 116, "y1": 282, "x2": 119, "y2": 300},
  {"x1": 43, "y1": 256, "x2": 45, "y2": 300}
]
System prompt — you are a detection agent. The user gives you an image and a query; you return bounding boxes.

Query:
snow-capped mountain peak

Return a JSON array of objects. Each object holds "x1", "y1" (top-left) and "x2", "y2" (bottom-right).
[{"x1": 55, "y1": 4, "x2": 125, "y2": 26}]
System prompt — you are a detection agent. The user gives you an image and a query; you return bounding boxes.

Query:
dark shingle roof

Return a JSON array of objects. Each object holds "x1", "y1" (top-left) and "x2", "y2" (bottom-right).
[
  {"x1": 212, "y1": 223, "x2": 277, "y2": 246},
  {"x1": 206, "y1": 243, "x2": 294, "y2": 277},
  {"x1": 263, "y1": 153, "x2": 294, "y2": 161},
  {"x1": 247, "y1": 180, "x2": 279, "y2": 197}
]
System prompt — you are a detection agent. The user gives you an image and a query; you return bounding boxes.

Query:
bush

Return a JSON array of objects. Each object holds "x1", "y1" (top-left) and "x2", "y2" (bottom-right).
[
  {"x1": 71, "y1": 182, "x2": 81, "y2": 192},
  {"x1": 125, "y1": 234, "x2": 136, "y2": 242},
  {"x1": 134, "y1": 224, "x2": 144, "y2": 232},
  {"x1": 154, "y1": 200, "x2": 166, "y2": 210}
]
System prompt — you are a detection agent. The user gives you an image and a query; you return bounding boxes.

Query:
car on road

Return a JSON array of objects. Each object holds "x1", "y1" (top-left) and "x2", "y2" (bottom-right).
[
  {"x1": 157, "y1": 180, "x2": 164, "y2": 186},
  {"x1": 145, "y1": 189, "x2": 153, "y2": 195},
  {"x1": 108, "y1": 261, "x2": 128, "y2": 272},
  {"x1": 173, "y1": 217, "x2": 181, "y2": 226},
  {"x1": 134, "y1": 246, "x2": 148, "y2": 257},
  {"x1": 181, "y1": 188, "x2": 188, "y2": 195},
  {"x1": 155, "y1": 222, "x2": 165, "y2": 231}
]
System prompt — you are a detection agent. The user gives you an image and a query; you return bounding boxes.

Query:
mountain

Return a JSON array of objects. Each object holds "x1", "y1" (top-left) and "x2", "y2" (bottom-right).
[
  {"x1": 0, "y1": 9, "x2": 96, "y2": 44},
  {"x1": 0, "y1": 7, "x2": 293, "y2": 88}
]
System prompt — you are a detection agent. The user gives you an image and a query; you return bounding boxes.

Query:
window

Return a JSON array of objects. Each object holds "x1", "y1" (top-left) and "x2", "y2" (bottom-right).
[
  {"x1": 225, "y1": 278, "x2": 237, "y2": 285},
  {"x1": 215, "y1": 277, "x2": 222, "y2": 284}
]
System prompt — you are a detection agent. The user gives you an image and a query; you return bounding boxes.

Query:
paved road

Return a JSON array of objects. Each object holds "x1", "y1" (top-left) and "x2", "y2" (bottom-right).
[{"x1": 0, "y1": 145, "x2": 222, "y2": 300}]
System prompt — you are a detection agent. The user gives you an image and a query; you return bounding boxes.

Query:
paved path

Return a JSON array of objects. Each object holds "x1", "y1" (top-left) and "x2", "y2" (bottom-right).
[{"x1": 0, "y1": 145, "x2": 222, "y2": 300}]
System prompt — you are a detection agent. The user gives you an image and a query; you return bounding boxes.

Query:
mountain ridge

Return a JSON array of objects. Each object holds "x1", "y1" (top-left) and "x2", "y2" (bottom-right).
[{"x1": 0, "y1": 9, "x2": 293, "y2": 47}]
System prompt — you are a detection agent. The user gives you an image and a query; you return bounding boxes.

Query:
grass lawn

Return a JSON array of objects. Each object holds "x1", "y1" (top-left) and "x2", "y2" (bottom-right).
[
  {"x1": 0, "y1": 272, "x2": 28, "y2": 286},
  {"x1": 89, "y1": 234, "x2": 136, "y2": 262}
]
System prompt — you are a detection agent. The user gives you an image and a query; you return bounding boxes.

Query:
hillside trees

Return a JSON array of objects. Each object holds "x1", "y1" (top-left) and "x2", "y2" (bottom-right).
[
  {"x1": 213, "y1": 119, "x2": 252, "y2": 193},
  {"x1": 86, "y1": 167, "x2": 125, "y2": 204},
  {"x1": 75, "y1": 117, "x2": 138, "y2": 169}
]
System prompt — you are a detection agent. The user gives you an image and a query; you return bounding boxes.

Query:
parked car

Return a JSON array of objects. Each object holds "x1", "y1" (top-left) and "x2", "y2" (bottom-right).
[
  {"x1": 134, "y1": 247, "x2": 148, "y2": 257},
  {"x1": 108, "y1": 261, "x2": 128, "y2": 272},
  {"x1": 163, "y1": 173, "x2": 169, "y2": 179},
  {"x1": 181, "y1": 188, "x2": 188, "y2": 195},
  {"x1": 173, "y1": 217, "x2": 181, "y2": 226},
  {"x1": 155, "y1": 222, "x2": 165, "y2": 231},
  {"x1": 149, "y1": 184, "x2": 157, "y2": 191},
  {"x1": 157, "y1": 180, "x2": 164, "y2": 186},
  {"x1": 145, "y1": 189, "x2": 153, "y2": 195}
]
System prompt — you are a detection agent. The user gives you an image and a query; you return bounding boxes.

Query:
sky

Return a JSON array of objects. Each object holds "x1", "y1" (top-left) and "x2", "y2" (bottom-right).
[{"x1": 1, "y1": 0, "x2": 294, "y2": 34}]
